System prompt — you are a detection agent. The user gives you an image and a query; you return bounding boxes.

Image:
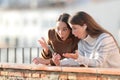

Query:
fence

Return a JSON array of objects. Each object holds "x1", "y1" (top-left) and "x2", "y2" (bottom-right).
[
  {"x1": 0, "y1": 47, "x2": 41, "y2": 64},
  {"x1": 0, "y1": 48, "x2": 120, "y2": 80}
]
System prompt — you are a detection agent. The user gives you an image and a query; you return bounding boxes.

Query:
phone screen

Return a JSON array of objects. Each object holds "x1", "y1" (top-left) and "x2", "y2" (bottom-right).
[{"x1": 48, "y1": 45, "x2": 55, "y2": 55}]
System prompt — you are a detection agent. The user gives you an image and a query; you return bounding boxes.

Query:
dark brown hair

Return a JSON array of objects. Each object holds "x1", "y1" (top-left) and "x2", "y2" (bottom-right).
[
  {"x1": 69, "y1": 11, "x2": 110, "y2": 37},
  {"x1": 56, "y1": 13, "x2": 76, "y2": 40},
  {"x1": 69, "y1": 11, "x2": 119, "y2": 50},
  {"x1": 57, "y1": 13, "x2": 71, "y2": 30}
]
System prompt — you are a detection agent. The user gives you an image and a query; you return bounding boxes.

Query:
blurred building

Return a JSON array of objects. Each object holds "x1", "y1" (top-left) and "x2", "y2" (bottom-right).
[{"x1": 0, "y1": 0, "x2": 120, "y2": 48}]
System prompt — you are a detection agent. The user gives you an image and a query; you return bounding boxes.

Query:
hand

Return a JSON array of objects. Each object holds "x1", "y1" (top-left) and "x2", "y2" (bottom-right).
[
  {"x1": 38, "y1": 37, "x2": 48, "y2": 53},
  {"x1": 32, "y1": 57, "x2": 41, "y2": 65},
  {"x1": 52, "y1": 53, "x2": 61, "y2": 66},
  {"x1": 63, "y1": 50, "x2": 78, "y2": 59},
  {"x1": 32, "y1": 57, "x2": 50, "y2": 65}
]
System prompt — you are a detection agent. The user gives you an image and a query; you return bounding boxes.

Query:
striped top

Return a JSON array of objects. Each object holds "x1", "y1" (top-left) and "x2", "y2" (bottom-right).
[{"x1": 77, "y1": 33, "x2": 120, "y2": 68}]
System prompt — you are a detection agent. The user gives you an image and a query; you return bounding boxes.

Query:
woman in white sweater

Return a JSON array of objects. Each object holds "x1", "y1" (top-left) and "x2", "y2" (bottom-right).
[{"x1": 62, "y1": 11, "x2": 120, "y2": 68}]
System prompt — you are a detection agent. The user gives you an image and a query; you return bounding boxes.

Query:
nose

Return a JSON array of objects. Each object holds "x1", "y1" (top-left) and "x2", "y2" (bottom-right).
[
  {"x1": 59, "y1": 30, "x2": 63, "y2": 35},
  {"x1": 72, "y1": 30, "x2": 75, "y2": 35}
]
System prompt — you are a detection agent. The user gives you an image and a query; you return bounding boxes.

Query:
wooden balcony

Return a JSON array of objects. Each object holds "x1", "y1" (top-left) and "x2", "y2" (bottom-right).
[
  {"x1": 0, "y1": 63, "x2": 120, "y2": 80},
  {"x1": 0, "y1": 47, "x2": 120, "y2": 80}
]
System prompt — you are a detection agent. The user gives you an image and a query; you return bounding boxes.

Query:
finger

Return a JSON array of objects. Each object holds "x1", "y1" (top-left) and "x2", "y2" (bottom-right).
[
  {"x1": 53, "y1": 53, "x2": 57, "y2": 58},
  {"x1": 62, "y1": 53, "x2": 67, "y2": 57},
  {"x1": 41, "y1": 37, "x2": 47, "y2": 44},
  {"x1": 32, "y1": 57, "x2": 38, "y2": 62},
  {"x1": 56, "y1": 54, "x2": 61, "y2": 59},
  {"x1": 33, "y1": 60, "x2": 39, "y2": 65},
  {"x1": 53, "y1": 53, "x2": 57, "y2": 56},
  {"x1": 75, "y1": 50, "x2": 78, "y2": 53},
  {"x1": 38, "y1": 40, "x2": 44, "y2": 46}
]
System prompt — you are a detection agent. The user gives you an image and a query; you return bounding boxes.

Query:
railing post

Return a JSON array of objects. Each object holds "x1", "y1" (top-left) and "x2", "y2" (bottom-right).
[
  {"x1": 22, "y1": 48, "x2": 24, "y2": 63},
  {"x1": 37, "y1": 47, "x2": 39, "y2": 57},
  {"x1": 14, "y1": 48, "x2": 17, "y2": 63},
  {"x1": 30, "y1": 48, "x2": 32, "y2": 64},
  {"x1": 7, "y1": 48, "x2": 9, "y2": 62},
  {"x1": 0, "y1": 48, "x2": 1, "y2": 62}
]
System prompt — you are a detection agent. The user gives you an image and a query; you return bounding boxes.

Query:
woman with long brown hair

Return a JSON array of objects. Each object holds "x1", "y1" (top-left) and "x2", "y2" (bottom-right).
[
  {"x1": 33, "y1": 13, "x2": 79, "y2": 66},
  {"x1": 63, "y1": 11, "x2": 120, "y2": 67}
]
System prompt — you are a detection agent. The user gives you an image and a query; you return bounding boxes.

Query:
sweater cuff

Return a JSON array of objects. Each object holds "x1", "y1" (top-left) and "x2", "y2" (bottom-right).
[
  {"x1": 75, "y1": 54, "x2": 88, "y2": 67},
  {"x1": 50, "y1": 59, "x2": 56, "y2": 66},
  {"x1": 41, "y1": 49, "x2": 51, "y2": 59}
]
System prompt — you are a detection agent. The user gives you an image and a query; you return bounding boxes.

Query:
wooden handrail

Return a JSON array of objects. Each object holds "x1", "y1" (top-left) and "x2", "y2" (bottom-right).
[
  {"x1": 0, "y1": 63, "x2": 120, "y2": 80},
  {"x1": 0, "y1": 63, "x2": 120, "y2": 75}
]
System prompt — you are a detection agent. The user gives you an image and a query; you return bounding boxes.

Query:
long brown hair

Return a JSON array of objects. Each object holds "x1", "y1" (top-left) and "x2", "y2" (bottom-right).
[{"x1": 69, "y1": 11, "x2": 119, "y2": 50}]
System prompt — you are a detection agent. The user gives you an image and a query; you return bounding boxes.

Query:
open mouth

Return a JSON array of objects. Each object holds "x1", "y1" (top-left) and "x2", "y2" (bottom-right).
[
  {"x1": 74, "y1": 34, "x2": 78, "y2": 37},
  {"x1": 61, "y1": 37, "x2": 64, "y2": 40}
]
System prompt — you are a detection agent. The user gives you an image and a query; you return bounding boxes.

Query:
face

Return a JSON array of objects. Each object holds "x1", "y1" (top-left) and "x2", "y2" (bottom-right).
[
  {"x1": 55, "y1": 21, "x2": 70, "y2": 41},
  {"x1": 70, "y1": 24, "x2": 87, "y2": 39}
]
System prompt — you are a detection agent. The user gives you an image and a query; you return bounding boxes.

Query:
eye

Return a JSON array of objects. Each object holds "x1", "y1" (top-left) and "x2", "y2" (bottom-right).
[
  {"x1": 56, "y1": 27, "x2": 60, "y2": 32},
  {"x1": 63, "y1": 28, "x2": 68, "y2": 31},
  {"x1": 72, "y1": 27, "x2": 76, "y2": 30}
]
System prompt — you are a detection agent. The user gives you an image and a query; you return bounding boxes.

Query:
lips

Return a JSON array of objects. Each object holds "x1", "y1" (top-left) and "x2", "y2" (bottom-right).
[
  {"x1": 61, "y1": 37, "x2": 64, "y2": 40},
  {"x1": 74, "y1": 34, "x2": 77, "y2": 37}
]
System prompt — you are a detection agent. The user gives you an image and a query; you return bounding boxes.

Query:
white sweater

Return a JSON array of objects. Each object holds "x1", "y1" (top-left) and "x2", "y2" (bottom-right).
[{"x1": 77, "y1": 33, "x2": 120, "y2": 68}]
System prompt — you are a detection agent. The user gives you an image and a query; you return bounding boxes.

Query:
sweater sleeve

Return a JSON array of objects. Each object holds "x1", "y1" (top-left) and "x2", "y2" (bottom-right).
[
  {"x1": 41, "y1": 29, "x2": 55, "y2": 59},
  {"x1": 76, "y1": 34, "x2": 119, "y2": 67}
]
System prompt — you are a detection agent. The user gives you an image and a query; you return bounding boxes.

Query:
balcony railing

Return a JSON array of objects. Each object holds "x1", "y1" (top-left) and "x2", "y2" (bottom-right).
[
  {"x1": 0, "y1": 47, "x2": 41, "y2": 64},
  {"x1": 0, "y1": 47, "x2": 120, "y2": 80},
  {"x1": 0, "y1": 63, "x2": 120, "y2": 80}
]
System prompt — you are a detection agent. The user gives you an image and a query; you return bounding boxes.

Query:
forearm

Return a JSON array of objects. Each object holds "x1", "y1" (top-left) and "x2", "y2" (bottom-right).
[
  {"x1": 41, "y1": 49, "x2": 52, "y2": 59},
  {"x1": 43, "y1": 48, "x2": 49, "y2": 55},
  {"x1": 76, "y1": 54, "x2": 104, "y2": 67},
  {"x1": 62, "y1": 52, "x2": 78, "y2": 59},
  {"x1": 69, "y1": 53, "x2": 78, "y2": 59}
]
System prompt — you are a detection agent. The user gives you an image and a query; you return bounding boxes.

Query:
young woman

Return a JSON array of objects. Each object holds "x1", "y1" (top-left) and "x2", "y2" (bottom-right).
[
  {"x1": 33, "y1": 13, "x2": 79, "y2": 66},
  {"x1": 63, "y1": 11, "x2": 120, "y2": 68}
]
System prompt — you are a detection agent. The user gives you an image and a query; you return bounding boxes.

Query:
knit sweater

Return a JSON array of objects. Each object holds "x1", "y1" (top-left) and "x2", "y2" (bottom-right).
[
  {"x1": 41, "y1": 28, "x2": 79, "y2": 60},
  {"x1": 77, "y1": 33, "x2": 120, "y2": 68}
]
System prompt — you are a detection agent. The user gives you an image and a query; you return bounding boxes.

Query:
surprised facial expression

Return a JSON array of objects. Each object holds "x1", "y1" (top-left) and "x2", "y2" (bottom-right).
[{"x1": 56, "y1": 21, "x2": 70, "y2": 41}]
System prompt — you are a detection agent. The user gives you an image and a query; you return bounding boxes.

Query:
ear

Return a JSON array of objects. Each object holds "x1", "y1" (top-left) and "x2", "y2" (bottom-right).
[{"x1": 83, "y1": 24, "x2": 87, "y2": 30}]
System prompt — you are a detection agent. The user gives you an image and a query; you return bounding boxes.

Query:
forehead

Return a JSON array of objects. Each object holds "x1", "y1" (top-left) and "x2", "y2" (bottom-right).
[
  {"x1": 56, "y1": 21, "x2": 67, "y2": 28},
  {"x1": 69, "y1": 24, "x2": 79, "y2": 27}
]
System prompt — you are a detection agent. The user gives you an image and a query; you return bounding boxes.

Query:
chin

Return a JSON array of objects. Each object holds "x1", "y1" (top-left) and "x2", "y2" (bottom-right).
[
  {"x1": 61, "y1": 38, "x2": 66, "y2": 41},
  {"x1": 62, "y1": 39, "x2": 66, "y2": 41},
  {"x1": 75, "y1": 35, "x2": 78, "y2": 37}
]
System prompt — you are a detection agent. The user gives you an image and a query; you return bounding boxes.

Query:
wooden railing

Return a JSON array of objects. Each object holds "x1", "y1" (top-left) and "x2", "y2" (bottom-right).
[
  {"x1": 0, "y1": 47, "x2": 120, "y2": 80},
  {"x1": 0, "y1": 63, "x2": 120, "y2": 80}
]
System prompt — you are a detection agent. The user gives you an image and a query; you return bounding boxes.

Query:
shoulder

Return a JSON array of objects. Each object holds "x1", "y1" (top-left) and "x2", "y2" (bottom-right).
[
  {"x1": 99, "y1": 33, "x2": 110, "y2": 38},
  {"x1": 48, "y1": 28, "x2": 55, "y2": 34},
  {"x1": 98, "y1": 33, "x2": 112, "y2": 41},
  {"x1": 48, "y1": 28, "x2": 56, "y2": 40},
  {"x1": 97, "y1": 33, "x2": 115, "y2": 45}
]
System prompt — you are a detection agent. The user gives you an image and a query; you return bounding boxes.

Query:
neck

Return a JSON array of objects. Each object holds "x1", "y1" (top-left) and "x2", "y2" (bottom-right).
[{"x1": 81, "y1": 32, "x2": 88, "y2": 39}]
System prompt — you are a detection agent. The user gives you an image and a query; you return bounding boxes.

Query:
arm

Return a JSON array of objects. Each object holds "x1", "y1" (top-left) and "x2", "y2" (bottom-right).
[
  {"x1": 41, "y1": 29, "x2": 55, "y2": 59},
  {"x1": 76, "y1": 34, "x2": 118, "y2": 67},
  {"x1": 62, "y1": 51, "x2": 78, "y2": 59},
  {"x1": 40, "y1": 40, "x2": 53, "y2": 59}
]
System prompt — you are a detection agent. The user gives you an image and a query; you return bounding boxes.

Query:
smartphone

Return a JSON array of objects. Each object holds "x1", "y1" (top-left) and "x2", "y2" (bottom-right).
[{"x1": 47, "y1": 45, "x2": 55, "y2": 55}]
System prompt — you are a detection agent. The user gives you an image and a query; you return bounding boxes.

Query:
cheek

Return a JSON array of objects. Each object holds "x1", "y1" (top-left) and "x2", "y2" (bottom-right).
[
  {"x1": 72, "y1": 30, "x2": 77, "y2": 35},
  {"x1": 72, "y1": 30, "x2": 75, "y2": 34},
  {"x1": 65, "y1": 31, "x2": 70, "y2": 37}
]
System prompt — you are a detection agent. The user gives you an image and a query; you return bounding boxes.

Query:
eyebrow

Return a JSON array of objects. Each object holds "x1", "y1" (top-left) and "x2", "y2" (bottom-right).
[
  {"x1": 63, "y1": 27, "x2": 68, "y2": 29},
  {"x1": 57, "y1": 26, "x2": 68, "y2": 29}
]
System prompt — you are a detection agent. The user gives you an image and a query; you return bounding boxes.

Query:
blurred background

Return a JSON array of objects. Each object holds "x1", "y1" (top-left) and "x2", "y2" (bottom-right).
[{"x1": 0, "y1": 0, "x2": 120, "y2": 48}]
